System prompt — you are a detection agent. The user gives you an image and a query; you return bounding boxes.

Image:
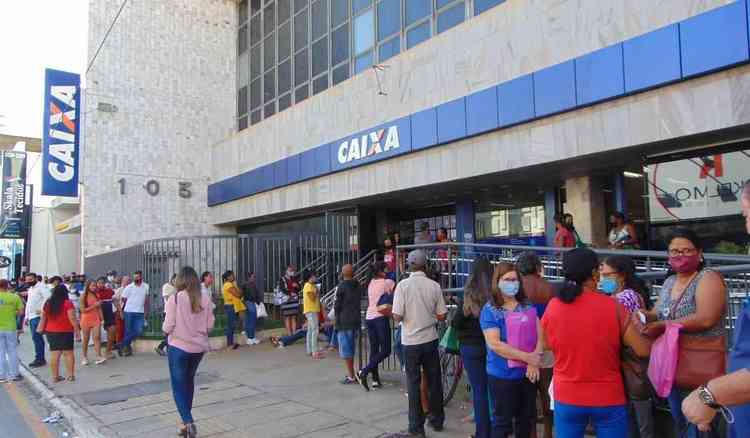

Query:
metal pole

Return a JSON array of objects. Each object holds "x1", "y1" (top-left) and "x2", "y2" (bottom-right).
[{"x1": 22, "y1": 184, "x2": 34, "y2": 275}]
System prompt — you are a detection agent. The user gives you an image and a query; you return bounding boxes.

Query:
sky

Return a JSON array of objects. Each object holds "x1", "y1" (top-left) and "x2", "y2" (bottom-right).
[{"x1": 0, "y1": 0, "x2": 88, "y2": 207}]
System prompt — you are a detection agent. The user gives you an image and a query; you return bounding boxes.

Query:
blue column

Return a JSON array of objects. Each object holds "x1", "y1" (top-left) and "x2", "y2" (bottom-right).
[
  {"x1": 544, "y1": 188, "x2": 557, "y2": 247},
  {"x1": 614, "y1": 171, "x2": 626, "y2": 215},
  {"x1": 455, "y1": 198, "x2": 475, "y2": 243},
  {"x1": 454, "y1": 198, "x2": 475, "y2": 289}
]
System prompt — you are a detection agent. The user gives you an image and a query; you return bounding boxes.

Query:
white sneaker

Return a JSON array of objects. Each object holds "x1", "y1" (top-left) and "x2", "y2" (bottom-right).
[
  {"x1": 277, "y1": 344, "x2": 286, "y2": 349},
  {"x1": 81, "y1": 358, "x2": 89, "y2": 366},
  {"x1": 251, "y1": 338, "x2": 261, "y2": 345},
  {"x1": 246, "y1": 339, "x2": 254, "y2": 346},
  {"x1": 95, "y1": 357, "x2": 107, "y2": 365}
]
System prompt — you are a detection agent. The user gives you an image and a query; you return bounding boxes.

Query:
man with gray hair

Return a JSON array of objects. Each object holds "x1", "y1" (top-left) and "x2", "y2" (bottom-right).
[
  {"x1": 683, "y1": 181, "x2": 750, "y2": 437},
  {"x1": 393, "y1": 250, "x2": 448, "y2": 436}
]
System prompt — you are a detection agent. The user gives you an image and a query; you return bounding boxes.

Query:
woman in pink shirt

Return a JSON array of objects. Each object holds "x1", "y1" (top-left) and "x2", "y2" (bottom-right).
[
  {"x1": 163, "y1": 266, "x2": 215, "y2": 438},
  {"x1": 357, "y1": 261, "x2": 395, "y2": 390}
]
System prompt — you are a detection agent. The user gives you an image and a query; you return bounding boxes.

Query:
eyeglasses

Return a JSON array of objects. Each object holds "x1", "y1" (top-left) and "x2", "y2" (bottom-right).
[{"x1": 668, "y1": 248, "x2": 698, "y2": 257}]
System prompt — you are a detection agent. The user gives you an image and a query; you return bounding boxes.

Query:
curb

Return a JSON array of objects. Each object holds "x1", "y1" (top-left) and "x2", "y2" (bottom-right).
[{"x1": 19, "y1": 364, "x2": 107, "y2": 438}]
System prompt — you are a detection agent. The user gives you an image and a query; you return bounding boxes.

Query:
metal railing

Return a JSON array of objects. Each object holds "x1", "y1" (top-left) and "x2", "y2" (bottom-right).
[
  {"x1": 355, "y1": 242, "x2": 750, "y2": 371},
  {"x1": 321, "y1": 249, "x2": 378, "y2": 311}
]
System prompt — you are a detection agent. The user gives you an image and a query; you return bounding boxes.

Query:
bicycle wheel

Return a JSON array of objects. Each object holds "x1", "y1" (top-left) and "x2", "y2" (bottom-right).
[{"x1": 441, "y1": 350, "x2": 462, "y2": 406}]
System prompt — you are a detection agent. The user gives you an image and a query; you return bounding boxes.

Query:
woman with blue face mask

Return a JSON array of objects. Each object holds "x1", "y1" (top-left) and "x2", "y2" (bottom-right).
[
  {"x1": 599, "y1": 255, "x2": 656, "y2": 438},
  {"x1": 480, "y1": 263, "x2": 543, "y2": 438}
]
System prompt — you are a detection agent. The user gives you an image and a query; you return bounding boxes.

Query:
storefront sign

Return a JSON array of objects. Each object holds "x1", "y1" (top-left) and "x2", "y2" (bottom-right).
[
  {"x1": 647, "y1": 149, "x2": 750, "y2": 222},
  {"x1": 42, "y1": 68, "x2": 80, "y2": 197},
  {"x1": 0, "y1": 151, "x2": 27, "y2": 239},
  {"x1": 329, "y1": 117, "x2": 412, "y2": 171}
]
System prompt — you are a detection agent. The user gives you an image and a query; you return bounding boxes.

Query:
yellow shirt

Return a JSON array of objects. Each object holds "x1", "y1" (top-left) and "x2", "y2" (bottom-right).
[
  {"x1": 222, "y1": 281, "x2": 246, "y2": 313},
  {"x1": 302, "y1": 282, "x2": 320, "y2": 314}
]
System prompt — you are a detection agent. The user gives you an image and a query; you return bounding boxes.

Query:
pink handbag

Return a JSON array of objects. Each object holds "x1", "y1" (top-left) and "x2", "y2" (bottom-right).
[
  {"x1": 506, "y1": 307, "x2": 538, "y2": 368},
  {"x1": 647, "y1": 322, "x2": 682, "y2": 397}
]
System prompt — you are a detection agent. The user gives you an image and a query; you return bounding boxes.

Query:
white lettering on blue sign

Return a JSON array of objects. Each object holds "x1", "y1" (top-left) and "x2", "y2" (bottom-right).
[
  {"x1": 47, "y1": 85, "x2": 77, "y2": 182},
  {"x1": 337, "y1": 125, "x2": 400, "y2": 165}
]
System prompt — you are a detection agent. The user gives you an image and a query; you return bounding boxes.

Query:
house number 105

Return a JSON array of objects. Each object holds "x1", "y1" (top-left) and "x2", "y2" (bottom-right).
[{"x1": 118, "y1": 179, "x2": 192, "y2": 199}]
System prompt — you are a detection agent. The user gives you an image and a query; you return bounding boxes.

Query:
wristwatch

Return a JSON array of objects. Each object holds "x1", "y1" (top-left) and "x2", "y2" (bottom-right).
[{"x1": 698, "y1": 384, "x2": 721, "y2": 410}]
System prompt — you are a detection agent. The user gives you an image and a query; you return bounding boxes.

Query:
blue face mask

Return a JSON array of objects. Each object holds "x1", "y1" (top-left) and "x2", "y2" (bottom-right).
[
  {"x1": 498, "y1": 280, "x2": 520, "y2": 297},
  {"x1": 598, "y1": 277, "x2": 619, "y2": 295}
]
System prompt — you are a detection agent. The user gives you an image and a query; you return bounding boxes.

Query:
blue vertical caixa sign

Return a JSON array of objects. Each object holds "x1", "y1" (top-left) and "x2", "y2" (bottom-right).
[{"x1": 42, "y1": 68, "x2": 81, "y2": 197}]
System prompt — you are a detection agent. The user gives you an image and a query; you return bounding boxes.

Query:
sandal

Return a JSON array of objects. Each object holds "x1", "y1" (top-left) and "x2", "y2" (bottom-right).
[
  {"x1": 177, "y1": 425, "x2": 187, "y2": 437},
  {"x1": 53, "y1": 376, "x2": 65, "y2": 383},
  {"x1": 66, "y1": 376, "x2": 76, "y2": 382}
]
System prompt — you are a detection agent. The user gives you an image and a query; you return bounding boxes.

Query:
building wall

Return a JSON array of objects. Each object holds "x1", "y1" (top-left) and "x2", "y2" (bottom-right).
[
  {"x1": 208, "y1": 0, "x2": 740, "y2": 225},
  {"x1": 208, "y1": 0, "x2": 735, "y2": 225},
  {"x1": 82, "y1": 0, "x2": 237, "y2": 258}
]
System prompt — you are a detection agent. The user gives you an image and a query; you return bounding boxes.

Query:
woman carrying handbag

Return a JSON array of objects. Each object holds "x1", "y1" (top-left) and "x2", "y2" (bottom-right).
[{"x1": 642, "y1": 228, "x2": 727, "y2": 438}]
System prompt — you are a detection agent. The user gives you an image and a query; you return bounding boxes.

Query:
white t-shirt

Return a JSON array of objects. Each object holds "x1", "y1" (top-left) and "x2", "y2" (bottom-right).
[{"x1": 122, "y1": 282, "x2": 149, "y2": 313}]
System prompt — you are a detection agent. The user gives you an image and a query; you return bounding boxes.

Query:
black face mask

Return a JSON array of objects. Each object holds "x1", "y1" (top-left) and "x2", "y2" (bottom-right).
[{"x1": 135, "y1": 279, "x2": 142, "y2": 285}]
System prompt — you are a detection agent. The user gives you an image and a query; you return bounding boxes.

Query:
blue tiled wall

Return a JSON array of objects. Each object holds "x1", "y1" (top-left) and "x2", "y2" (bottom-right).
[{"x1": 207, "y1": 1, "x2": 750, "y2": 207}]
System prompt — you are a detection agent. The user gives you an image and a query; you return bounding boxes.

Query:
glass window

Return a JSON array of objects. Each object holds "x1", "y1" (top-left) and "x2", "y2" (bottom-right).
[
  {"x1": 278, "y1": 22, "x2": 292, "y2": 61},
  {"x1": 405, "y1": 0, "x2": 430, "y2": 25},
  {"x1": 312, "y1": 37, "x2": 328, "y2": 77},
  {"x1": 437, "y1": 3, "x2": 464, "y2": 33},
  {"x1": 264, "y1": 101, "x2": 276, "y2": 117},
  {"x1": 240, "y1": 0, "x2": 249, "y2": 24},
  {"x1": 313, "y1": 74, "x2": 329, "y2": 95},
  {"x1": 264, "y1": 3, "x2": 275, "y2": 36},
  {"x1": 278, "y1": 0, "x2": 291, "y2": 23},
  {"x1": 251, "y1": 0, "x2": 261, "y2": 15},
  {"x1": 436, "y1": 0, "x2": 453, "y2": 9},
  {"x1": 332, "y1": 24, "x2": 349, "y2": 65},
  {"x1": 311, "y1": 0, "x2": 328, "y2": 41},
  {"x1": 294, "y1": 10, "x2": 308, "y2": 50},
  {"x1": 239, "y1": 51, "x2": 249, "y2": 85},
  {"x1": 250, "y1": 78, "x2": 262, "y2": 109},
  {"x1": 294, "y1": 48, "x2": 309, "y2": 85},
  {"x1": 251, "y1": 15, "x2": 262, "y2": 46},
  {"x1": 352, "y1": 0, "x2": 371, "y2": 14},
  {"x1": 278, "y1": 60, "x2": 292, "y2": 93},
  {"x1": 294, "y1": 0, "x2": 307, "y2": 12},
  {"x1": 295, "y1": 84, "x2": 309, "y2": 102},
  {"x1": 264, "y1": 69, "x2": 276, "y2": 102},
  {"x1": 354, "y1": 9, "x2": 374, "y2": 55},
  {"x1": 406, "y1": 21, "x2": 430, "y2": 48},
  {"x1": 251, "y1": 45, "x2": 262, "y2": 79},
  {"x1": 238, "y1": 25, "x2": 248, "y2": 54},
  {"x1": 238, "y1": 86, "x2": 248, "y2": 115},
  {"x1": 355, "y1": 51, "x2": 373, "y2": 73},
  {"x1": 377, "y1": 0, "x2": 400, "y2": 41},
  {"x1": 331, "y1": 0, "x2": 348, "y2": 27},
  {"x1": 475, "y1": 0, "x2": 504, "y2": 15},
  {"x1": 279, "y1": 93, "x2": 292, "y2": 111},
  {"x1": 250, "y1": 109, "x2": 262, "y2": 125},
  {"x1": 332, "y1": 63, "x2": 349, "y2": 85},
  {"x1": 264, "y1": 33, "x2": 275, "y2": 70},
  {"x1": 378, "y1": 36, "x2": 399, "y2": 62},
  {"x1": 239, "y1": 116, "x2": 248, "y2": 131}
]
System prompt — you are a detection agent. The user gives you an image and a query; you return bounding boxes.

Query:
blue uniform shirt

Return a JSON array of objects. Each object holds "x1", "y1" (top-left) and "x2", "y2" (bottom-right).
[{"x1": 479, "y1": 302, "x2": 532, "y2": 380}]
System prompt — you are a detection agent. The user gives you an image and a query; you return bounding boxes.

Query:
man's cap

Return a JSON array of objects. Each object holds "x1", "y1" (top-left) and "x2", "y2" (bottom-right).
[{"x1": 407, "y1": 250, "x2": 427, "y2": 267}]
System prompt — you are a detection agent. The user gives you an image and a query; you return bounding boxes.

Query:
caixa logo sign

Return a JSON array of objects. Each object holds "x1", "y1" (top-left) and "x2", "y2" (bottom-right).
[
  {"x1": 42, "y1": 68, "x2": 81, "y2": 198},
  {"x1": 337, "y1": 125, "x2": 401, "y2": 164}
]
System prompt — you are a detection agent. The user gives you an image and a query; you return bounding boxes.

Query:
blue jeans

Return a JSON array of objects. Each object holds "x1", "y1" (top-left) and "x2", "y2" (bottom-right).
[
  {"x1": 394, "y1": 325, "x2": 404, "y2": 369},
  {"x1": 244, "y1": 301, "x2": 257, "y2": 339},
  {"x1": 461, "y1": 345, "x2": 490, "y2": 438},
  {"x1": 122, "y1": 312, "x2": 144, "y2": 349},
  {"x1": 167, "y1": 345, "x2": 204, "y2": 424},
  {"x1": 280, "y1": 329, "x2": 306, "y2": 346},
  {"x1": 28, "y1": 317, "x2": 45, "y2": 362},
  {"x1": 305, "y1": 312, "x2": 319, "y2": 354},
  {"x1": 554, "y1": 401, "x2": 628, "y2": 438},
  {"x1": 489, "y1": 376, "x2": 536, "y2": 438},
  {"x1": 337, "y1": 329, "x2": 357, "y2": 359},
  {"x1": 361, "y1": 317, "x2": 391, "y2": 381},
  {"x1": 667, "y1": 387, "x2": 724, "y2": 438},
  {"x1": 0, "y1": 331, "x2": 19, "y2": 379},
  {"x1": 224, "y1": 305, "x2": 236, "y2": 346}
]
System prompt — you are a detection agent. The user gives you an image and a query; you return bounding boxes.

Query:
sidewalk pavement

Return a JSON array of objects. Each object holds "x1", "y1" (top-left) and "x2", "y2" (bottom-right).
[{"x1": 16, "y1": 329, "x2": 475, "y2": 438}]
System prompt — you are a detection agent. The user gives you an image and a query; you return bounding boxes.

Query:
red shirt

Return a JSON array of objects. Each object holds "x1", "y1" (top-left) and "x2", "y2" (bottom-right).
[
  {"x1": 554, "y1": 227, "x2": 575, "y2": 248},
  {"x1": 97, "y1": 287, "x2": 114, "y2": 300},
  {"x1": 384, "y1": 249, "x2": 396, "y2": 272},
  {"x1": 541, "y1": 289, "x2": 625, "y2": 406},
  {"x1": 44, "y1": 300, "x2": 75, "y2": 333}
]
